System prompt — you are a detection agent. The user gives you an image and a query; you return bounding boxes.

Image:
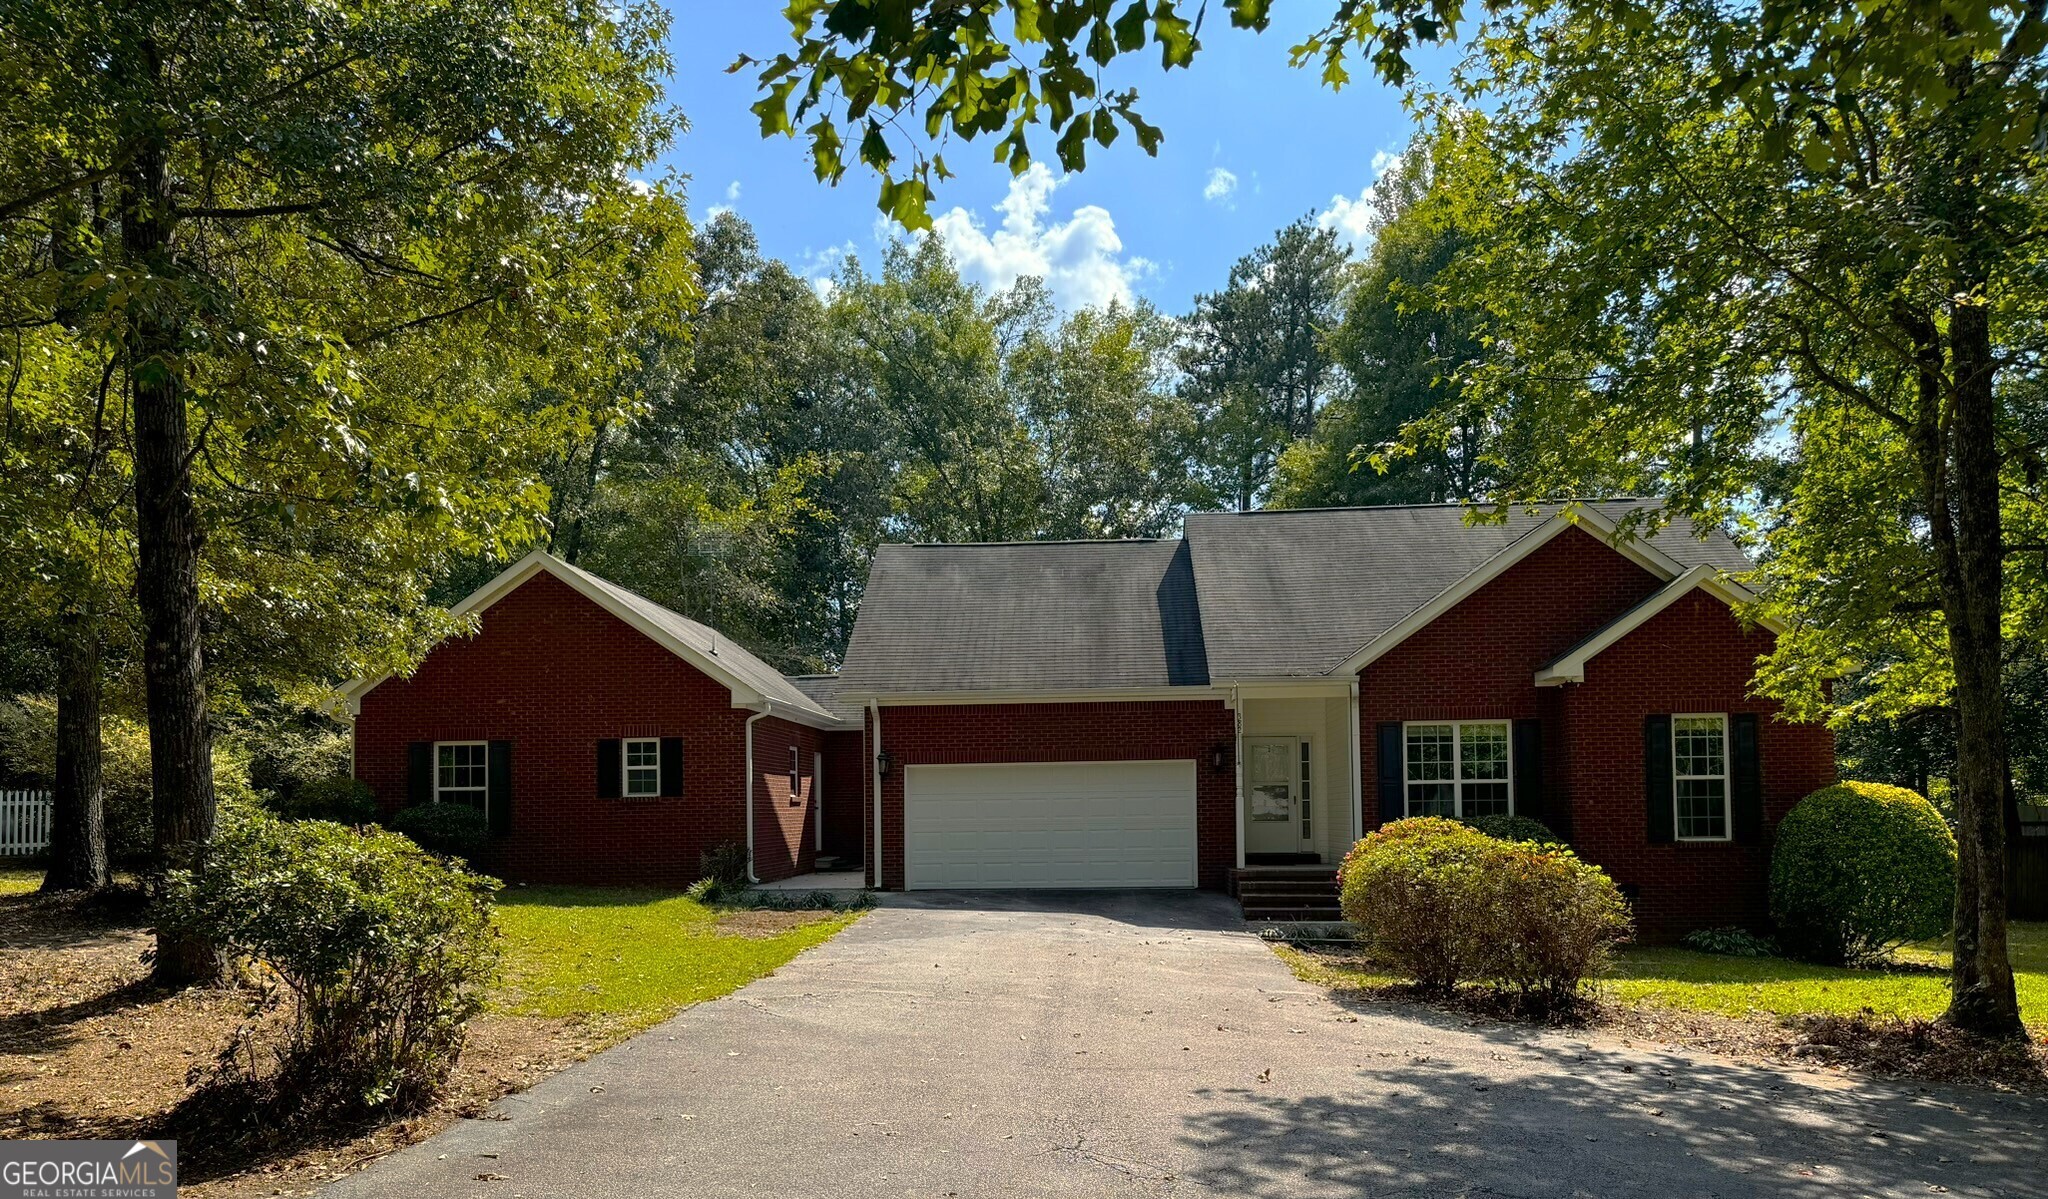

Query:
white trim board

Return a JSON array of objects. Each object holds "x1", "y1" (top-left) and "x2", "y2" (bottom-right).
[{"x1": 1533, "y1": 565, "x2": 1781, "y2": 686}]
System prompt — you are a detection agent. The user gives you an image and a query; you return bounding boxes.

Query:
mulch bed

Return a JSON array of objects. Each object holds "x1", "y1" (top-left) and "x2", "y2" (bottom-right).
[
  {"x1": 0, "y1": 886, "x2": 612, "y2": 1197},
  {"x1": 1296, "y1": 948, "x2": 2048, "y2": 1095}
]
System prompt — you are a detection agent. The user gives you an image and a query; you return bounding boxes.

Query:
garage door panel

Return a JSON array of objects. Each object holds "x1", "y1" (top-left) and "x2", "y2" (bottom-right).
[{"x1": 904, "y1": 760, "x2": 1197, "y2": 889}]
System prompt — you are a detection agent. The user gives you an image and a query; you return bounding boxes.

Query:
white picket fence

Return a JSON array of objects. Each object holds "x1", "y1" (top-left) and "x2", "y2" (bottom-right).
[{"x1": 0, "y1": 790, "x2": 53, "y2": 857}]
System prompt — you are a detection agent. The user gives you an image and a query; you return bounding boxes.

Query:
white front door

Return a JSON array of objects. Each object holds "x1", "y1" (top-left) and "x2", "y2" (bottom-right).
[
  {"x1": 1245, "y1": 737, "x2": 1306, "y2": 855},
  {"x1": 902, "y1": 760, "x2": 1198, "y2": 889}
]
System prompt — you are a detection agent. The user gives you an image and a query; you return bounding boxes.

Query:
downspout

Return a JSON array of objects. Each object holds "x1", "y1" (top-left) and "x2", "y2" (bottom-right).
[
  {"x1": 744, "y1": 705, "x2": 770, "y2": 884},
  {"x1": 869, "y1": 699, "x2": 884, "y2": 890}
]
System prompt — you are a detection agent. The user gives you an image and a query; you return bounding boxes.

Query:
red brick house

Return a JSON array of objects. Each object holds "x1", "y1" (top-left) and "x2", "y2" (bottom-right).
[{"x1": 346, "y1": 501, "x2": 1834, "y2": 936}]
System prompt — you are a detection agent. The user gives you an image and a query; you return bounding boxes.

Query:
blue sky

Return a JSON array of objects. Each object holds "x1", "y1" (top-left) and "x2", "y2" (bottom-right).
[{"x1": 662, "y1": 3, "x2": 1441, "y2": 312}]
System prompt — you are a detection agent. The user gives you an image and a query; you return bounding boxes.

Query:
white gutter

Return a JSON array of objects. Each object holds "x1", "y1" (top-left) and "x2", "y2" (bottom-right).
[
  {"x1": 743, "y1": 705, "x2": 771, "y2": 883},
  {"x1": 868, "y1": 699, "x2": 884, "y2": 890}
]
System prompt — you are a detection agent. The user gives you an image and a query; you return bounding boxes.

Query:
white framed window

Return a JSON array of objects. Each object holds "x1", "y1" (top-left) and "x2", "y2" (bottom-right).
[
  {"x1": 435, "y1": 741, "x2": 489, "y2": 811},
  {"x1": 1404, "y1": 721, "x2": 1512, "y2": 819},
  {"x1": 623, "y1": 738, "x2": 662, "y2": 798},
  {"x1": 1673, "y1": 713, "x2": 1730, "y2": 841},
  {"x1": 1298, "y1": 740, "x2": 1314, "y2": 841},
  {"x1": 790, "y1": 745, "x2": 801, "y2": 792}
]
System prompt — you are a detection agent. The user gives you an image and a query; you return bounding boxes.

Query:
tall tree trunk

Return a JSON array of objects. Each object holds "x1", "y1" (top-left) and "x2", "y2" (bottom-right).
[
  {"x1": 121, "y1": 103, "x2": 218, "y2": 985},
  {"x1": 1935, "y1": 300, "x2": 2023, "y2": 1038},
  {"x1": 41, "y1": 608, "x2": 108, "y2": 893}
]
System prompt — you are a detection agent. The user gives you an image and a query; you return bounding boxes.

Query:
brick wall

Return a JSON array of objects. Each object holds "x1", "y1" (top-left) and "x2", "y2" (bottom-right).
[
  {"x1": 1558, "y1": 590, "x2": 1837, "y2": 937},
  {"x1": 748, "y1": 715, "x2": 822, "y2": 881},
  {"x1": 1356, "y1": 526, "x2": 1836, "y2": 940},
  {"x1": 353, "y1": 570, "x2": 822, "y2": 887},
  {"x1": 872, "y1": 701, "x2": 1237, "y2": 890}
]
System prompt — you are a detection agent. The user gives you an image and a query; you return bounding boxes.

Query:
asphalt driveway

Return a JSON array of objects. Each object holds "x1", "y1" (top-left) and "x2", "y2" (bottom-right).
[{"x1": 328, "y1": 891, "x2": 2047, "y2": 1198}]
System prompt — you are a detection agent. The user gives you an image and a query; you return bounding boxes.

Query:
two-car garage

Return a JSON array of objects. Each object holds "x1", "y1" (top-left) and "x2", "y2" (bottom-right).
[{"x1": 901, "y1": 760, "x2": 1200, "y2": 890}]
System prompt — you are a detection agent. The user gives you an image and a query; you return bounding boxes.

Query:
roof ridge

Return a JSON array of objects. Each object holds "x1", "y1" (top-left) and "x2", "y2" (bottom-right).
[
  {"x1": 900, "y1": 537, "x2": 1178, "y2": 548},
  {"x1": 1187, "y1": 496, "x2": 1658, "y2": 517}
]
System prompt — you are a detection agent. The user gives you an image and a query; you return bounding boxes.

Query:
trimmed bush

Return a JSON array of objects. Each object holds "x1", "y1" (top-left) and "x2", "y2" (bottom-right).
[
  {"x1": 1339, "y1": 818, "x2": 1499, "y2": 990},
  {"x1": 270, "y1": 776, "x2": 377, "y2": 824},
  {"x1": 1465, "y1": 813, "x2": 1565, "y2": 846},
  {"x1": 162, "y1": 811, "x2": 499, "y2": 1117},
  {"x1": 1487, "y1": 843, "x2": 1633, "y2": 1002},
  {"x1": 1340, "y1": 817, "x2": 1631, "y2": 1002},
  {"x1": 387, "y1": 802, "x2": 491, "y2": 864},
  {"x1": 1771, "y1": 781, "x2": 1955, "y2": 966}
]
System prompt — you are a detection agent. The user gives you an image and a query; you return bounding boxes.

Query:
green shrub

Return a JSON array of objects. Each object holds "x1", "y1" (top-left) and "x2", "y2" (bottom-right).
[
  {"x1": 0, "y1": 696, "x2": 260, "y2": 863},
  {"x1": 1340, "y1": 817, "x2": 1630, "y2": 1002},
  {"x1": 1681, "y1": 926, "x2": 1780, "y2": 957},
  {"x1": 387, "y1": 803, "x2": 491, "y2": 864},
  {"x1": 1465, "y1": 813, "x2": 1565, "y2": 846},
  {"x1": 271, "y1": 776, "x2": 377, "y2": 824},
  {"x1": 1487, "y1": 843, "x2": 1632, "y2": 1003},
  {"x1": 1771, "y1": 781, "x2": 1956, "y2": 966},
  {"x1": 162, "y1": 811, "x2": 499, "y2": 1117},
  {"x1": 1339, "y1": 817, "x2": 1499, "y2": 990},
  {"x1": 699, "y1": 841, "x2": 750, "y2": 888}
]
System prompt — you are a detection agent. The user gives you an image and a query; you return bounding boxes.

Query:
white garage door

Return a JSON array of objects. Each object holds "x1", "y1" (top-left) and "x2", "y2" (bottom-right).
[{"x1": 903, "y1": 760, "x2": 1198, "y2": 890}]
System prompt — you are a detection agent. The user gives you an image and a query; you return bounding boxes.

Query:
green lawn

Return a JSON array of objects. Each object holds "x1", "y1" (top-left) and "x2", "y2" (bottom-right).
[
  {"x1": 1606, "y1": 924, "x2": 2048, "y2": 1029},
  {"x1": 1281, "y1": 922, "x2": 2048, "y2": 1033},
  {"x1": 0, "y1": 866, "x2": 40, "y2": 896},
  {"x1": 492, "y1": 886, "x2": 857, "y2": 1035}
]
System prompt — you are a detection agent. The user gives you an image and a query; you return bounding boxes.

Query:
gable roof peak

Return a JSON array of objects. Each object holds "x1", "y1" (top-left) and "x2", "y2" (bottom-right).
[{"x1": 339, "y1": 549, "x2": 846, "y2": 727}]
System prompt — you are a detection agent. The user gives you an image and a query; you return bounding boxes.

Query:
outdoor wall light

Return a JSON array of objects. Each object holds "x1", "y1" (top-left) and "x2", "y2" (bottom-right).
[
  {"x1": 1210, "y1": 744, "x2": 1232, "y2": 773},
  {"x1": 876, "y1": 748, "x2": 893, "y2": 776}
]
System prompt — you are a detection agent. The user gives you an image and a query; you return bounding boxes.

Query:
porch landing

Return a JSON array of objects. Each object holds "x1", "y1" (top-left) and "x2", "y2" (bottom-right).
[{"x1": 751, "y1": 870, "x2": 868, "y2": 895}]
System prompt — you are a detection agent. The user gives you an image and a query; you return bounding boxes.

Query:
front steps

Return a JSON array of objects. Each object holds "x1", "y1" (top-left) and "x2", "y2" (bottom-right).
[{"x1": 1229, "y1": 864, "x2": 1341, "y2": 922}]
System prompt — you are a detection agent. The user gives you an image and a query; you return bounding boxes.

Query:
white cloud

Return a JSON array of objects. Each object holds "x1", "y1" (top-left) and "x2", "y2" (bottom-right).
[
  {"x1": 1203, "y1": 166, "x2": 1238, "y2": 206},
  {"x1": 923, "y1": 164, "x2": 1153, "y2": 310},
  {"x1": 800, "y1": 240, "x2": 859, "y2": 299},
  {"x1": 706, "y1": 179, "x2": 742, "y2": 220},
  {"x1": 1318, "y1": 149, "x2": 1404, "y2": 252}
]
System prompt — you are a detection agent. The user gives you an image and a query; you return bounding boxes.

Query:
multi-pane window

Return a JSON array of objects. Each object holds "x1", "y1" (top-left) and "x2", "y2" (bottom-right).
[
  {"x1": 1405, "y1": 722, "x2": 1512, "y2": 819},
  {"x1": 790, "y1": 746, "x2": 801, "y2": 792},
  {"x1": 1299, "y1": 741, "x2": 1313, "y2": 841},
  {"x1": 1673, "y1": 714, "x2": 1729, "y2": 840},
  {"x1": 436, "y1": 742, "x2": 488, "y2": 811},
  {"x1": 623, "y1": 738, "x2": 662, "y2": 798}
]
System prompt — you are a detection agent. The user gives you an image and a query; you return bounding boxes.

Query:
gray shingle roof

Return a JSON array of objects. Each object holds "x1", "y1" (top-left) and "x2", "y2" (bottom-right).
[
  {"x1": 837, "y1": 539, "x2": 1208, "y2": 694},
  {"x1": 1184, "y1": 500, "x2": 1753, "y2": 678},
  {"x1": 788, "y1": 674, "x2": 856, "y2": 720}
]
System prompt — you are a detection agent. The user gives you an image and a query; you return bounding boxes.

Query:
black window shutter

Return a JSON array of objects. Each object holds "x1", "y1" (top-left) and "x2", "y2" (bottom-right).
[
  {"x1": 1730, "y1": 713, "x2": 1762, "y2": 843},
  {"x1": 597, "y1": 739, "x2": 622, "y2": 798},
  {"x1": 660, "y1": 737, "x2": 685, "y2": 798},
  {"x1": 487, "y1": 740, "x2": 513, "y2": 835},
  {"x1": 1376, "y1": 723, "x2": 1405, "y2": 826},
  {"x1": 407, "y1": 742, "x2": 432, "y2": 807},
  {"x1": 1645, "y1": 715, "x2": 1675, "y2": 844},
  {"x1": 1513, "y1": 719, "x2": 1544, "y2": 820}
]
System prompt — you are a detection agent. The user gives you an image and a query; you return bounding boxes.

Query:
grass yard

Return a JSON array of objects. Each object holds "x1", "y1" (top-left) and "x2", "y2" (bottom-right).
[
  {"x1": 493, "y1": 885, "x2": 857, "y2": 1035},
  {"x1": 1606, "y1": 925, "x2": 2048, "y2": 1029},
  {"x1": 1280, "y1": 922, "x2": 2048, "y2": 1035},
  {"x1": 0, "y1": 866, "x2": 39, "y2": 896}
]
